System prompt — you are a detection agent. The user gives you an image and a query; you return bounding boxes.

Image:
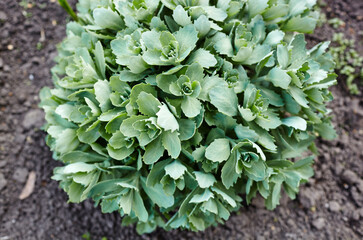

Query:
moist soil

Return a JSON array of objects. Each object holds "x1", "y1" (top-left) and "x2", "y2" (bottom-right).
[{"x1": 0, "y1": 0, "x2": 362, "y2": 239}]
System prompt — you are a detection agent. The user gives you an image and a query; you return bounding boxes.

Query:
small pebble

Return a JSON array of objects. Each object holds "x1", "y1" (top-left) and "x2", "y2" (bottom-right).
[
  {"x1": 0, "y1": 173, "x2": 7, "y2": 191},
  {"x1": 341, "y1": 170, "x2": 359, "y2": 184},
  {"x1": 13, "y1": 168, "x2": 29, "y2": 183},
  {"x1": 22, "y1": 109, "x2": 44, "y2": 130},
  {"x1": 352, "y1": 211, "x2": 360, "y2": 221},
  {"x1": 0, "y1": 11, "x2": 7, "y2": 21},
  {"x1": 312, "y1": 218, "x2": 325, "y2": 230},
  {"x1": 329, "y1": 201, "x2": 340, "y2": 212}
]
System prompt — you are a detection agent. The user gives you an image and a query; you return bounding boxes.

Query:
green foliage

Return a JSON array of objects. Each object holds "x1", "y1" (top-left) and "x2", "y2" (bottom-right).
[
  {"x1": 58, "y1": 0, "x2": 78, "y2": 21},
  {"x1": 41, "y1": 0, "x2": 336, "y2": 234},
  {"x1": 329, "y1": 33, "x2": 363, "y2": 95}
]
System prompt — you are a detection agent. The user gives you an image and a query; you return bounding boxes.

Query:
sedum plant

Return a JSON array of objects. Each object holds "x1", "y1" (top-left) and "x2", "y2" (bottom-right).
[{"x1": 40, "y1": 0, "x2": 337, "y2": 234}]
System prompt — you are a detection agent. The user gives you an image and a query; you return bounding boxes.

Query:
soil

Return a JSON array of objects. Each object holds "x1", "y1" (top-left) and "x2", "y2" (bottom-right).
[{"x1": 0, "y1": 0, "x2": 362, "y2": 239}]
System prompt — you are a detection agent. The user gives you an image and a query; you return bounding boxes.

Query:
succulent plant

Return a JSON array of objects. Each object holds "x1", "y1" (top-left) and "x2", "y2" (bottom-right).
[{"x1": 40, "y1": 0, "x2": 336, "y2": 234}]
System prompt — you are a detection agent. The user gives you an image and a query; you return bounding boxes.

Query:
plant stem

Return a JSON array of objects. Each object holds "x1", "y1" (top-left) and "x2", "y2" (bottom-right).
[{"x1": 58, "y1": 0, "x2": 78, "y2": 21}]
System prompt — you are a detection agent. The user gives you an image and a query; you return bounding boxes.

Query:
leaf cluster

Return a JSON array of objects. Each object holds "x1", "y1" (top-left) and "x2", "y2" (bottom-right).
[{"x1": 41, "y1": 0, "x2": 336, "y2": 234}]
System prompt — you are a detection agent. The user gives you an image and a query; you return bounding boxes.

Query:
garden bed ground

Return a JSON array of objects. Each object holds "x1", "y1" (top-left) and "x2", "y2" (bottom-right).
[{"x1": 0, "y1": 0, "x2": 362, "y2": 239}]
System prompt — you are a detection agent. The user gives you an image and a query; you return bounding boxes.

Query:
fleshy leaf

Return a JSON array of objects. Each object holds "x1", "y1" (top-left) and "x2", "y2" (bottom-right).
[
  {"x1": 156, "y1": 104, "x2": 179, "y2": 132},
  {"x1": 205, "y1": 138, "x2": 231, "y2": 163},
  {"x1": 194, "y1": 171, "x2": 217, "y2": 188}
]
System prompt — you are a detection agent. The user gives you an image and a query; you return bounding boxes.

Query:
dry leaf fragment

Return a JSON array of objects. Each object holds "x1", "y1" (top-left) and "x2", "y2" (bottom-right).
[{"x1": 19, "y1": 171, "x2": 36, "y2": 200}]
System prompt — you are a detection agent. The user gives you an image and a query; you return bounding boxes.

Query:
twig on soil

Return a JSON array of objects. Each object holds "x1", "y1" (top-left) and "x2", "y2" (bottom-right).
[{"x1": 19, "y1": 171, "x2": 36, "y2": 200}]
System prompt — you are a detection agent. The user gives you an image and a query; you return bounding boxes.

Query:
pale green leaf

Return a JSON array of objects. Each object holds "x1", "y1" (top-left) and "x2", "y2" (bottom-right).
[
  {"x1": 247, "y1": 0, "x2": 268, "y2": 17},
  {"x1": 282, "y1": 116, "x2": 307, "y2": 131},
  {"x1": 205, "y1": 138, "x2": 230, "y2": 162},
  {"x1": 190, "y1": 189, "x2": 214, "y2": 203},
  {"x1": 162, "y1": 131, "x2": 181, "y2": 158},
  {"x1": 94, "y1": 41, "x2": 106, "y2": 79},
  {"x1": 63, "y1": 162, "x2": 96, "y2": 174},
  {"x1": 181, "y1": 97, "x2": 202, "y2": 118},
  {"x1": 156, "y1": 104, "x2": 179, "y2": 132},
  {"x1": 136, "y1": 92, "x2": 162, "y2": 116},
  {"x1": 172, "y1": 5, "x2": 192, "y2": 26},
  {"x1": 165, "y1": 160, "x2": 187, "y2": 180},
  {"x1": 209, "y1": 85, "x2": 238, "y2": 117},
  {"x1": 187, "y1": 49, "x2": 217, "y2": 68},
  {"x1": 194, "y1": 171, "x2": 216, "y2": 188},
  {"x1": 93, "y1": 8, "x2": 124, "y2": 30}
]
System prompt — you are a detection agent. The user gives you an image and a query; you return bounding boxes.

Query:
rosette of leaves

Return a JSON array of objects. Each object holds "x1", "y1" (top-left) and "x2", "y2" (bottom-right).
[{"x1": 41, "y1": 0, "x2": 336, "y2": 234}]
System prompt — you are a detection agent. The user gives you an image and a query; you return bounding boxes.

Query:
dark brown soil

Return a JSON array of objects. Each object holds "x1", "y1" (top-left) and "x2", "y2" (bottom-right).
[{"x1": 0, "y1": 0, "x2": 362, "y2": 239}]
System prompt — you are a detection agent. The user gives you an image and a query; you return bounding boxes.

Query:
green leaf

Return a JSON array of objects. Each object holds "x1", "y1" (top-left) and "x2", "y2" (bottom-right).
[
  {"x1": 190, "y1": 189, "x2": 214, "y2": 203},
  {"x1": 187, "y1": 49, "x2": 217, "y2": 68},
  {"x1": 172, "y1": 5, "x2": 192, "y2": 26},
  {"x1": 277, "y1": 44, "x2": 290, "y2": 69},
  {"x1": 234, "y1": 125, "x2": 259, "y2": 142},
  {"x1": 238, "y1": 107, "x2": 255, "y2": 121},
  {"x1": 136, "y1": 92, "x2": 161, "y2": 116},
  {"x1": 262, "y1": 4, "x2": 289, "y2": 21},
  {"x1": 268, "y1": 67, "x2": 291, "y2": 89},
  {"x1": 204, "y1": 6, "x2": 228, "y2": 21},
  {"x1": 249, "y1": 122, "x2": 277, "y2": 151},
  {"x1": 211, "y1": 186, "x2": 237, "y2": 207},
  {"x1": 194, "y1": 15, "x2": 211, "y2": 37},
  {"x1": 120, "y1": 115, "x2": 147, "y2": 138},
  {"x1": 133, "y1": 191, "x2": 149, "y2": 222},
  {"x1": 67, "y1": 181, "x2": 84, "y2": 203},
  {"x1": 141, "y1": 178, "x2": 174, "y2": 208},
  {"x1": 94, "y1": 80, "x2": 111, "y2": 111},
  {"x1": 93, "y1": 8, "x2": 124, "y2": 30},
  {"x1": 63, "y1": 162, "x2": 96, "y2": 174},
  {"x1": 243, "y1": 45, "x2": 272, "y2": 65},
  {"x1": 178, "y1": 119, "x2": 196, "y2": 141},
  {"x1": 181, "y1": 97, "x2": 202, "y2": 118},
  {"x1": 61, "y1": 151, "x2": 107, "y2": 163},
  {"x1": 255, "y1": 110, "x2": 282, "y2": 130},
  {"x1": 162, "y1": 131, "x2": 181, "y2": 159},
  {"x1": 77, "y1": 123, "x2": 101, "y2": 144},
  {"x1": 107, "y1": 145, "x2": 134, "y2": 160},
  {"x1": 282, "y1": 116, "x2": 307, "y2": 131},
  {"x1": 314, "y1": 122, "x2": 337, "y2": 140},
  {"x1": 265, "y1": 180, "x2": 282, "y2": 210},
  {"x1": 247, "y1": 0, "x2": 268, "y2": 18},
  {"x1": 143, "y1": 136, "x2": 164, "y2": 164},
  {"x1": 174, "y1": 25, "x2": 198, "y2": 59},
  {"x1": 165, "y1": 160, "x2": 187, "y2": 180},
  {"x1": 221, "y1": 153, "x2": 239, "y2": 189},
  {"x1": 205, "y1": 138, "x2": 231, "y2": 163},
  {"x1": 283, "y1": 16, "x2": 317, "y2": 33},
  {"x1": 232, "y1": 47, "x2": 253, "y2": 63},
  {"x1": 209, "y1": 85, "x2": 238, "y2": 117},
  {"x1": 55, "y1": 128, "x2": 79, "y2": 154},
  {"x1": 129, "y1": 83, "x2": 157, "y2": 109},
  {"x1": 194, "y1": 171, "x2": 216, "y2": 188},
  {"x1": 289, "y1": 34, "x2": 307, "y2": 69},
  {"x1": 264, "y1": 30, "x2": 285, "y2": 46},
  {"x1": 146, "y1": 159, "x2": 172, "y2": 187},
  {"x1": 288, "y1": 86, "x2": 309, "y2": 108},
  {"x1": 188, "y1": 215, "x2": 205, "y2": 231},
  {"x1": 156, "y1": 104, "x2": 179, "y2": 132},
  {"x1": 214, "y1": 34, "x2": 233, "y2": 57},
  {"x1": 94, "y1": 41, "x2": 106, "y2": 79},
  {"x1": 55, "y1": 104, "x2": 75, "y2": 121},
  {"x1": 244, "y1": 160, "x2": 266, "y2": 181}
]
